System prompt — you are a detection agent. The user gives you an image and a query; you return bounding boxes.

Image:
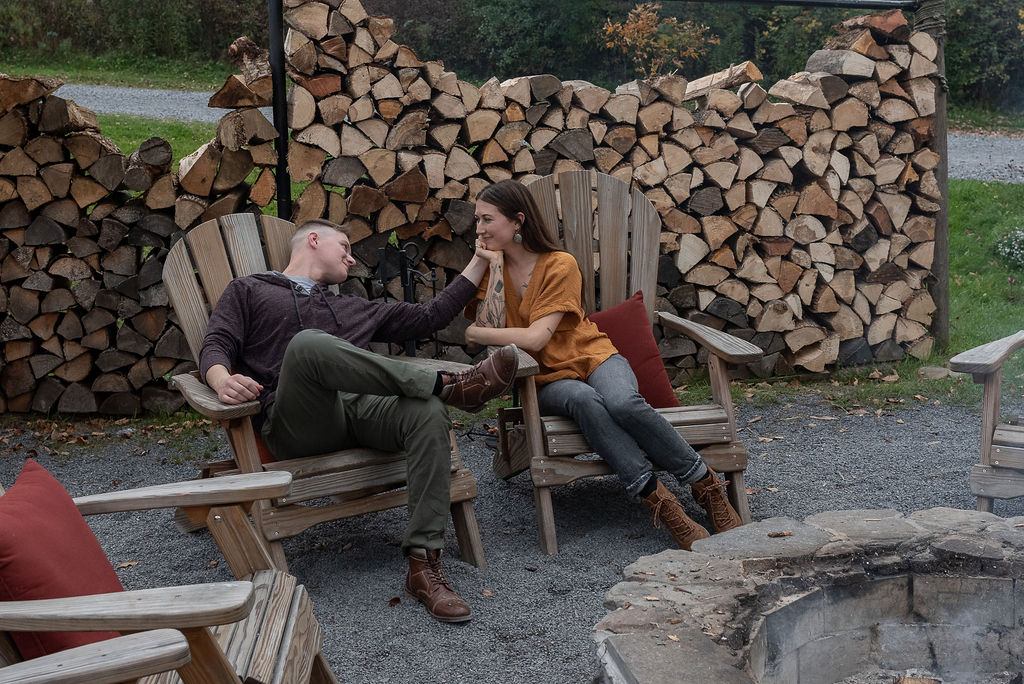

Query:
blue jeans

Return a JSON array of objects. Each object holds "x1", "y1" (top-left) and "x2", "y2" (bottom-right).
[{"x1": 537, "y1": 354, "x2": 707, "y2": 498}]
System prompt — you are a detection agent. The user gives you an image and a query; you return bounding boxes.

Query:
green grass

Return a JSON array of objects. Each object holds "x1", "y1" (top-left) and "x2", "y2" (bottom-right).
[
  {"x1": 2, "y1": 51, "x2": 232, "y2": 91},
  {"x1": 96, "y1": 113, "x2": 217, "y2": 171},
  {"x1": 947, "y1": 179, "x2": 1024, "y2": 350},
  {"x1": 949, "y1": 104, "x2": 1024, "y2": 136}
]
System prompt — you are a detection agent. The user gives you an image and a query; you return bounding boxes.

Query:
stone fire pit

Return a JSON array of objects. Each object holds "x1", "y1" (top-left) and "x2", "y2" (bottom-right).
[{"x1": 594, "y1": 508, "x2": 1024, "y2": 683}]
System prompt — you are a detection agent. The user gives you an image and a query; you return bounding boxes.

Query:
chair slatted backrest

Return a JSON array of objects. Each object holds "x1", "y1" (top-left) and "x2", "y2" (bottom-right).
[
  {"x1": 527, "y1": 170, "x2": 661, "y2": 323},
  {"x1": 163, "y1": 214, "x2": 298, "y2": 365}
]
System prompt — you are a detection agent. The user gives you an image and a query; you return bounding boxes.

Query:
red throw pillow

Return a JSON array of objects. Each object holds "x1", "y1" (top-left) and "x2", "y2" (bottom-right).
[
  {"x1": 0, "y1": 459, "x2": 123, "y2": 660},
  {"x1": 589, "y1": 291, "x2": 680, "y2": 409}
]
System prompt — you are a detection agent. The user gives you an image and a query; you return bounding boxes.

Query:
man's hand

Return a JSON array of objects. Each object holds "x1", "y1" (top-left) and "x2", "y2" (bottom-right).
[{"x1": 206, "y1": 365, "x2": 263, "y2": 405}]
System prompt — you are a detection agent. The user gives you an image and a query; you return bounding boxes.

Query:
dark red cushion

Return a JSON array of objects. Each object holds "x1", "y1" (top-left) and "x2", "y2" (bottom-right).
[
  {"x1": 0, "y1": 459, "x2": 123, "y2": 660},
  {"x1": 590, "y1": 291, "x2": 680, "y2": 409}
]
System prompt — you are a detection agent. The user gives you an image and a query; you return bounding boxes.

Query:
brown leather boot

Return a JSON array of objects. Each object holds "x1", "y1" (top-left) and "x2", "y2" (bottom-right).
[
  {"x1": 405, "y1": 548, "x2": 472, "y2": 623},
  {"x1": 642, "y1": 480, "x2": 709, "y2": 550},
  {"x1": 691, "y1": 466, "x2": 742, "y2": 534},
  {"x1": 439, "y1": 344, "x2": 519, "y2": 412}
]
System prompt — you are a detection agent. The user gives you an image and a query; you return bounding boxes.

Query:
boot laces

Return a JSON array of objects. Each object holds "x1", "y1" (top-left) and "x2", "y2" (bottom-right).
[
  {"x1": 695, "y1": 478, "x2": 732, "y2": 520},
  {"x1": 649, "y1": 492, "x2": 696, "y2": 532},
  {"x1": 426, "y1": 552, "x2": 453, "y2": 591}
]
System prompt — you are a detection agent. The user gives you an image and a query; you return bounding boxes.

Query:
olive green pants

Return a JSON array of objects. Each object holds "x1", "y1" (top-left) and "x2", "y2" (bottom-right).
[{"x1": 262, "y1": 329, "x2": 452, "y2": 552}]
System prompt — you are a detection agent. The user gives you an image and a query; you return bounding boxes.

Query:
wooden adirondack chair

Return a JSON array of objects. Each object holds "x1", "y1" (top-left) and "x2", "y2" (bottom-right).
[
  {"x1": 0, "y1": 629, "x2": 191, "y2": 684},
  {"x1": 494, "y1": 170, "x2": 763, "y2": 554},
  {"x1": 949, "y1": 331, "x2": 1024, "y2": 512},
  {"x1": 0, "y1": 467, "x2": 338, "y2": 684},
  {"x1": 163, "y1": 212, "x2": 486, "y2": 570}
]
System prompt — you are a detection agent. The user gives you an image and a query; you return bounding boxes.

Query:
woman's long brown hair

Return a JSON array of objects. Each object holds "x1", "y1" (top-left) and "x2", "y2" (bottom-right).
[{"x1": 476, "y1": 180, "x2": 563, "y2": 253}]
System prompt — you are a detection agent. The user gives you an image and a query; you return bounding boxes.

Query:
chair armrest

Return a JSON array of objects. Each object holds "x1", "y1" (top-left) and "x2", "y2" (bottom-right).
[
  {"x1": 486, "y1": 345, "x2": 538, "y2": 378},
  {"x1": 169, "y1": 372, "x2": 260, "y2": 420},
  {"x1": 0, "y1": 629, "x2": 190, "y2": 684},
  {"x1": 73, "y1": 471, "x2": 292, "y2": 516},
  {"x1": 384, "y1": 354, "x2": 471, "y2": 373},
  {"x1": 658, "y1": 311, "x2": 764, "y2": 363},
  {"x1": 949, "y1": 330, "x2": 1024, "y2": 376},
  {"x1": 0, "y1": 582, "x2": 253, "y2": 632}
]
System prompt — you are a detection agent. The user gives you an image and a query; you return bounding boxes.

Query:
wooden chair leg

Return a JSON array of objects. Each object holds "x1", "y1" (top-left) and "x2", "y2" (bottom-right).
[
  {"x1": 176, "y1": 627, "x2": 243, "y2": 684},
  {"x1": 174, "y1": 506, "x2": 209, "y2": 533},
  {"x1": 310, "y1": 652, "x2": 339, "y2": 684},
  {"x1": 534, "y1": 485, "x2": 558, "y2": 555},
  {"x1": 726, "y1": 470, "x2": 752, "y2": 525},
  {"x1": 977, "y1": 496, "x2": 994, "y2": 513},
  {"x1": 450, "y1": 500, "x2": 487, "y2": 569}
]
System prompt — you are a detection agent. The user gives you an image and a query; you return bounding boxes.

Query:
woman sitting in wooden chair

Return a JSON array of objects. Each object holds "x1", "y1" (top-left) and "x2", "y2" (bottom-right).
[{"x1": 464, "y1": 179, "x2": 741, "y2": 550}]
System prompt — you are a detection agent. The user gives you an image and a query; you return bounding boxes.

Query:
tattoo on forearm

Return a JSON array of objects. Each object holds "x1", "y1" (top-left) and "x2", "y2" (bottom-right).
[{"x1": 476, "y1": 261, "x2": 506, "y2": 329}]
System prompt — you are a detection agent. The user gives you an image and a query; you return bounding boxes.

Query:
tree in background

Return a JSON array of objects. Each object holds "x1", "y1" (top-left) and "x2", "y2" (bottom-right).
[
  {"x1": 602, "y1": 2, "x2": 717, "y2": 79},
  {"x1": 4, "y1": 0, "x2": 1022, "y2": 112},
  {"x1": 944, "y1": 0, "x2": 1024, "y2": 111}
]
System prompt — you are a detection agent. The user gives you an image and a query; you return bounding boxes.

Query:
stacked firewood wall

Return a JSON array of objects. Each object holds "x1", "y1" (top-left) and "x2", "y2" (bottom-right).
[
  {"x1": 0, "y1": 76, "x2": 195, "y2": 414},
  {"x1": 278, "y1": 4, "x2": 940, "y2": 379},
  {"x1": 0, "y1": 4, "x2": 942, "y2": 413}
]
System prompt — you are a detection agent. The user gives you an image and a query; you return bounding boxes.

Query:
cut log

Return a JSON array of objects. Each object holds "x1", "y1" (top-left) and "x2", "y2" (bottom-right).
[
  {"x1": 684, "y1": 61, "x2": 763, "y2": 101},
  {"x1": 805, "y1": 50, "x2": 875, "y2": 78}
]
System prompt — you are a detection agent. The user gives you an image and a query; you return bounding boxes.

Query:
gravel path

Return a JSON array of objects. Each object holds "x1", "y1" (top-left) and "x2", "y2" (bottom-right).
[
  {"x1": 3, "y1": 389, "x2": 1023, "y2": 683},
  {"x1": 55, "y1": 83, "x2": 274, "y2": 124}
]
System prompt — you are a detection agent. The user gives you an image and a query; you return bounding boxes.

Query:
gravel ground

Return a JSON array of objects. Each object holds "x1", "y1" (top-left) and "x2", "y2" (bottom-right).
[{"x1": 3, "y1": 389, "x2": 1024, "y2": 683}]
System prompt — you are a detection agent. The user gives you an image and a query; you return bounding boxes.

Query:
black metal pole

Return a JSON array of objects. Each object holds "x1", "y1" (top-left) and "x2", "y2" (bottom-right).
[
  {"x1": 267, "y1": 0, "x2": 292, "y2": 220},
  {"x1": 721, "y1": 0, "x2": 919, "y2": 8},
  {"x1": 400, "y1": 250, "x2": 416, "y2": 356}
]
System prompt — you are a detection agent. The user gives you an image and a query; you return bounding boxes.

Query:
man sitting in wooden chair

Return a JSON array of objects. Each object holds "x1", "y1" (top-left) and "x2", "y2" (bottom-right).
[{"x1": 201, "y1": 218, "x2": 518, "y2": 623}]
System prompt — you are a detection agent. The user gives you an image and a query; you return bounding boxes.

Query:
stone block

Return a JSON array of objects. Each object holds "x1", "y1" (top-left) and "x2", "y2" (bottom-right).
[
  {"x1": 804, "y1": 509, "x2": 921, "y2": 550},
  {"x1": 823, "y1": 575, "x2": 910, "y2": 631},
  {"x1": 796, "y1": 630, "x2": 872, "y2": 683},
  {"x1": 761, "y1": 588, "x2": 823, "y2": 661},
  {"x1": 912, "y1": 575, "x2": 1014, "y2": 626},
  {"x1": 597, "y1": 628, "x2": 753, "y2": 684}
]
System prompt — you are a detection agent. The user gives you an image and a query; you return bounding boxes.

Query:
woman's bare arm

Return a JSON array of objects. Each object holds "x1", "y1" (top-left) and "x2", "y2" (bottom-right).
[{"x1": 475, "y1": 258, "x2": 506, "y2": 328}]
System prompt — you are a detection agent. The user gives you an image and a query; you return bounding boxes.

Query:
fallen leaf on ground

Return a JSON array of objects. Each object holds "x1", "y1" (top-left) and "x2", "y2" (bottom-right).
[
  {"x1": 767, "y1": 531, "x2": 793, "y2": 538},
  {"x1": 745, "y1": 488, "x2": 759, "y2": 495},
  {"x1": 389, "y1": 597, "x2": 402, "y2": 607},
  {"x1": 644, "y1": 596, "x2": 661, "y2": 601},
  {"x1": 897, "y1": 419, "x2": 905, "y2": 424},
  {"x1": 882, "y1": 373, "x2": 899, "y2": 382},
  {"x1": 810, "y1": 415, "x2": 838, "y2": 420},
  {"x1": 926, "y1": 441, "x2": 940, "y2": 445},
  {"x1": 667, "y1": 634, "x2": 680, "y2": 642},
  {"x1": 117, "y1": 561, "x2": 139, "y2": 569},
  {"x1": 767, "y1": 487, "x2": 779, "y2": 492},
  {"x1": 481, "y1": 589, "x2": 493, "y2": 596}
]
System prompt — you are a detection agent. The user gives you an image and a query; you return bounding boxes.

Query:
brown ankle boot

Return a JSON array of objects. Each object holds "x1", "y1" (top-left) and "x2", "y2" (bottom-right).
[
  {"x1": 642, "y1": 480, "x2": 709, "y2": 550},
  {"x1": 691, "y1": 467, "x2": 742, "y2": 533},
  {"x1": 405, "y1": 549, "x2": 472, "y2": 623}
]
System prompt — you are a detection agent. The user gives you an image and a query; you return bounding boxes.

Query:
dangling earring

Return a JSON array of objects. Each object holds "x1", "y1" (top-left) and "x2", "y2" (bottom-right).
[{"x1": 513, "y1": 230, "x2": 523, "y2": 244}]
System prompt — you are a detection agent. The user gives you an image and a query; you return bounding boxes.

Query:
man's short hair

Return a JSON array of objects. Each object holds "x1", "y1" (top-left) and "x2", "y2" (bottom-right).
[{"x1": 291, "y1": 219, "x2": 351, "y2": 250}]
